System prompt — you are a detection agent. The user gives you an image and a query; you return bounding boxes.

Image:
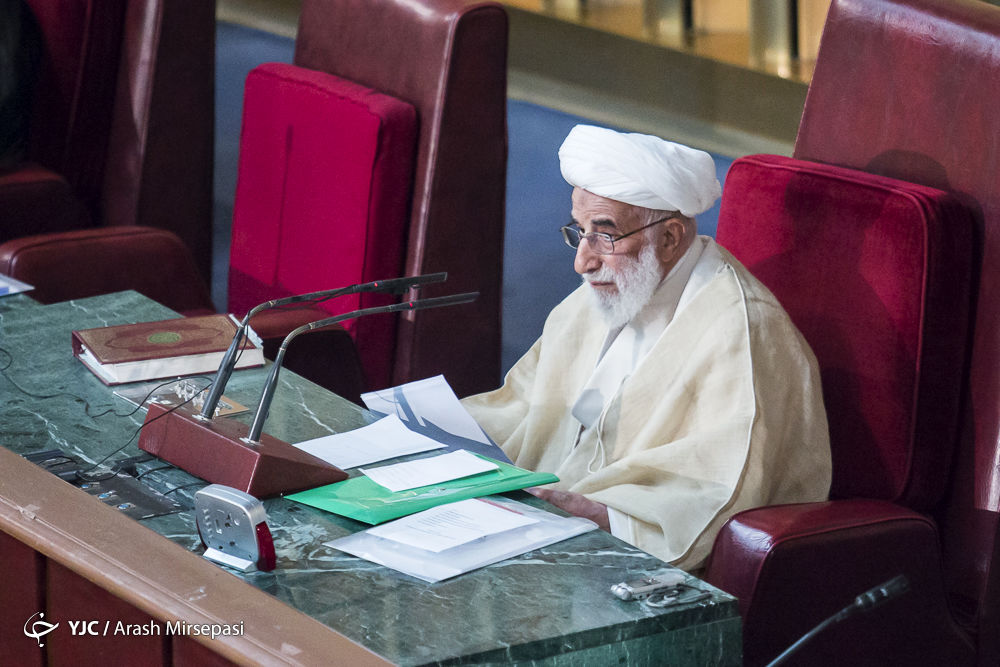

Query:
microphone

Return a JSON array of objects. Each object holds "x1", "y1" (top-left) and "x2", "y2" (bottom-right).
[
  {"x1": 852, "y1": 574, "x2": 909, "y2": 612},
  {"x1": 766, "y1": 574, "x2": 910, "y2": 666},
  {"x1": 246, "y1": 292, "x2": 479, "y2": 442},
  {"x1": 137, "y1": 289, "x2": 476, "y2": 498},
  {"x1": 198, "y1": 272, "x2": 448, "y2": 419}
]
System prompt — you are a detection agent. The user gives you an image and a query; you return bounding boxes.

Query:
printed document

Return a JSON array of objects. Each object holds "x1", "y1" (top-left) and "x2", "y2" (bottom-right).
[
  {"x1": 361, "y1": 375, "x2": 509, "y2": 462},
  {"x1": 0, "y1": 274, "x2": 32, "y2": 297},
  {"x1": 293, "y1": 414, "x2": 446, "y2": 470},
  {"x1": 366, "y1": 498, "x2": 538, "y2": 552},
  {"x1": 326, "y1": 496, "x2": 598, "y2": 582},
  {"x1": 361, "y1": 449, "x2": 498, "y2": 492}
]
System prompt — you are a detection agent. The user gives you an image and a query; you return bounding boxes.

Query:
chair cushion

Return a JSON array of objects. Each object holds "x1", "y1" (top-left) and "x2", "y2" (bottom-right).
[
  {"x1": 228, "y1": 62, "x2": 417, "y2": 389},
  {"x1": 716, "y1": 154, "x2": 972, "y2": 508}
]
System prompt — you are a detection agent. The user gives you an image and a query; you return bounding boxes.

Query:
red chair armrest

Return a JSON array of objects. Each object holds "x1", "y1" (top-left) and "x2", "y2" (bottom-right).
[
  {"x1": 0, "y1": 227, "x2": 213, "y2": 314},
  {"x1": 705, "y1": 499, "x2": 973, "y2": 666}
]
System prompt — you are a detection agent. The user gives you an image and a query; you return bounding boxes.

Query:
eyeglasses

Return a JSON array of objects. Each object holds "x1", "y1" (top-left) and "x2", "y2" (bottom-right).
[{"x1": 560, "y1": 216, "x2": 675, "y2": 255}]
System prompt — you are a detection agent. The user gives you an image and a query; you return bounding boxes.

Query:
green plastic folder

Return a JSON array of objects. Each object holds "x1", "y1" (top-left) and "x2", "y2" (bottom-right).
[{"x1": 285, "y1": 456, "x2": 558, "y2": 525}]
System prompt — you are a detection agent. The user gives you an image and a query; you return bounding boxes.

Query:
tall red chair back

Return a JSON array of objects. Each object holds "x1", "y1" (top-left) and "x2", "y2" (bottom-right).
[
  {"x1": 717, "y1": 154, "x2": 972, "y2": 509},
  {"x1": 292, "y1": 0, "x2": 508, "y2": 396},
  {"x1": 228, "y1": 62, "x2": 417, "y2": 391},
  {"x1": 709, "y1": 153, "x2": 975, "y2": 666},
  {"x1": 794, "y1": 0, "x2": 1000, "y2": 659}
]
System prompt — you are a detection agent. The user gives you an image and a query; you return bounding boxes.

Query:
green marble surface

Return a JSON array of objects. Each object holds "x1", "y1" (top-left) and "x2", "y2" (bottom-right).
[{"x1": 0, "y1": 291, "x2": 741, "y2": 666}]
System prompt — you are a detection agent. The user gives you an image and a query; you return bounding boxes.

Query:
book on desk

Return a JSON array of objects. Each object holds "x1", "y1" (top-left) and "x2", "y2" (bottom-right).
[{"x1": 72, "y1": 313, "x2": 264, "y2": 385}]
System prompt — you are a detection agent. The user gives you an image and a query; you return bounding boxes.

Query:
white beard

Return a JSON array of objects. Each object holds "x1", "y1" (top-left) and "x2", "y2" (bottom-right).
[{"x1": 583, "y1": 243, "x2": 663, "y2": 329}]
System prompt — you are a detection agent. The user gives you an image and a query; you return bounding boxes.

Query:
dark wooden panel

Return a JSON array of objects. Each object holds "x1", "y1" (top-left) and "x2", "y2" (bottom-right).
[
  {"x1": 173, "y1": 636, "x2": 238, "y2": 667},
  {"x1": 46, "y1": 560, "x2": 167, "y2": 666},
  {"x1": 0, "y1": 446, "x2": 392, "y2": 665},
  {"x1": 0, "y1": 529, "x2": 46, "y2": 666}
]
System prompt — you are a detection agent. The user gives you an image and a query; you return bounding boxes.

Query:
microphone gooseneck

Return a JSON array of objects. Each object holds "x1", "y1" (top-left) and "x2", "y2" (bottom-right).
[
  {"x1": 245, "y1": 291, "x2": 478, "y2": 443},
  {"x1": 198, "y1": 272, "x2": 448, "y2": 420}
]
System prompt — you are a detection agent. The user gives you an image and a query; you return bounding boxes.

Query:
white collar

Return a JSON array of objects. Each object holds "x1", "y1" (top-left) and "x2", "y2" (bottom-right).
[{"x1": 572, "y1": 236, "x2": 722, "y2": 430}]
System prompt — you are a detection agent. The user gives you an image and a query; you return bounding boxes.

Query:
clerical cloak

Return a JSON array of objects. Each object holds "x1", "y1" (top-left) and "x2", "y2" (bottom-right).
[{"x1": 462, "y1": 239, "x2": 831, "y2": 570}]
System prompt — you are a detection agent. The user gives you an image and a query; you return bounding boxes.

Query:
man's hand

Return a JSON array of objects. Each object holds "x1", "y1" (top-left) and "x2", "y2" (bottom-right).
[{"x1": 527, "y1": 487, "x2": 610, "y2": 532}]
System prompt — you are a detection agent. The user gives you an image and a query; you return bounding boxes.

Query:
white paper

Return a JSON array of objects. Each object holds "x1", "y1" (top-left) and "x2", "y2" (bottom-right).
[
  {"x1": 362, "y1": 375, "x2": 491, "y2": 445},
  {"x1": 361, "y1": 449, "x2": 498, "y2": 492},
  {"x1": 366, "y1": 498, "x2": 538, "y2": 552},
  {"x1": 325, "y1": 496, "x2": 598, "y2": 582},
  {"x1": 293, "y1": 414, "x2": 446, "y2": 470},
  {"x1": 0, "y1": 274, "x2": 33, "y2": 297}
]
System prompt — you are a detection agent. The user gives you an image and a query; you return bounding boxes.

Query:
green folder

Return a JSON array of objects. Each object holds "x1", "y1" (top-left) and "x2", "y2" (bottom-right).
[{"x1": 285, "y1": 456, "x2": 558, "y2": 525}]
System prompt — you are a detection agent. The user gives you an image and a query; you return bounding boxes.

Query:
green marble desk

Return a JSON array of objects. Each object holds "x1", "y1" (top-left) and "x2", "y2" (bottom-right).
[{"x1": 0, "y1": 291, "x2": 741, "y2": 665}]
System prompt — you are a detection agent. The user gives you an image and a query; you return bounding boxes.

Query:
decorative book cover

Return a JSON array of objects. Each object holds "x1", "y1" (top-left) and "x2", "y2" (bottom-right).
[{"x1": 72, "y1": 314, "x2": 263, "y2": 385}]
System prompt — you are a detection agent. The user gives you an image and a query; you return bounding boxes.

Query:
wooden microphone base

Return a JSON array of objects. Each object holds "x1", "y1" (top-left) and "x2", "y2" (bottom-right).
[{"x1": 138, "y1": 402, "x2": 347, "y2": 498}]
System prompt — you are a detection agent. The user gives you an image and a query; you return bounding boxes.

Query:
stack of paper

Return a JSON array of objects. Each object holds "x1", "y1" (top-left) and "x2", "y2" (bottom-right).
[
  {"x1": 0, "y1": 274, "x2": 32, "y2": 297},
  {"x1": 285, "y1": 453, "x2": 556, "y2": 524},
  {"x1": 361, "y1": 375, "x2": 510, "y2": 463},
  {"x1": 293, "y1": 414, "x2": 446, "y2": 470},
  {"x1": 290, "y1": 376, "x2": 579, "y2": 580},
  {"x1": 288, "y1": 377, "x2": 559, "y2": 523},
  {"x1": 360, "y1": 449, "x2": 499, "y2": 492},
  {"x1": 326, "y1": 496, "x2": 597, "y2": 582}
]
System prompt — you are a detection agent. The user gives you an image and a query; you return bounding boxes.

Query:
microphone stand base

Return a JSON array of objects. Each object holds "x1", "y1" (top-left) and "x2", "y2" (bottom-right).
[{"x1": 138, "y1": 402, "x2": 347, "y2": 498}]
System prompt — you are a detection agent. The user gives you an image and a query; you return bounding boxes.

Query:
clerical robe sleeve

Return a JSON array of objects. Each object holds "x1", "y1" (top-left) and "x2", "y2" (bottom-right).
[{"x1": 461, "y1": 336, "x2": 542, "y2": 463}]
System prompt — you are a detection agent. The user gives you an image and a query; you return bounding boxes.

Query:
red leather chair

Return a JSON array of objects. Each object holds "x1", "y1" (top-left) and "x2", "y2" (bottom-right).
[
  {"x1": 223, "y1": 0, "x2": 508, "y2": 400},
  {"x1": 228, "y1": 0, "x2": 508, "y2": 398},
  {"x1": 704, "y1": 154, "x2": 976, "y2": 665},
  {"x1": 1, "y1": 0, "x2": 508, "y2": 404},
  {"x1": 226, "y1": 61, "x2": 418, "y2": 401},
  {"x1": 794, "y1": 1, "x2": 1000, "y2": 663},
  {"x1": 288, "y1": 0, "x2": 508, "y2": 398},
  {"x1": 706, "y1": 0, "x2": 1000, "y2": 663},
  {"x1": 0, "y1": 0, "x2": 215, "y2": 281}
]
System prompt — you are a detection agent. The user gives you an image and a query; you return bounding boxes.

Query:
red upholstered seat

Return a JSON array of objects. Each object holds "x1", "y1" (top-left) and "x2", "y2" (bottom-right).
[
  {"x1": 726, "y1": 0, "x2": 1000, "y2": 664},
  {"x1": 228, "y1": 63, "x2": 417, "y2": 391},
  {"x1": 705, "y1": 154, "x2": 975, "y2": 665}
]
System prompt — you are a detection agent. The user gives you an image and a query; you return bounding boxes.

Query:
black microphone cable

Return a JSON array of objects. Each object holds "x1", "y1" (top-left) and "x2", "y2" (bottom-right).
[
  {"x1": 766, "y1": 574, "x2": 910, "y2": 667},
  {"x1": 76, "y1": 376, "x2": 215, "y2": 482},
  {"x1": 0, "y1": 342, "x2": 173, "y2": 420},
  {"x1": 1, "y1": 339, "x2": 214, "y2": 483}
]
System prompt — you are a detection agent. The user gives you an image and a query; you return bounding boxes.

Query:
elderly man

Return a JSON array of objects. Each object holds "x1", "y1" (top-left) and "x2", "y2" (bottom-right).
[{"x1": 462, "y1": 125, "x2": 832, "y2": 571}]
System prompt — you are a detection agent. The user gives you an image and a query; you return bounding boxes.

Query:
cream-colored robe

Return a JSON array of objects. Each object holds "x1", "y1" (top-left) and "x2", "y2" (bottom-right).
[{"x1": 462, "y1": 239, "x2": 831, "y2": 571}]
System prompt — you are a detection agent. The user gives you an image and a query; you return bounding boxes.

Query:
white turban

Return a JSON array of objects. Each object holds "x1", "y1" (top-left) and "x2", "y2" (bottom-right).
[{"x1": 558, "y1": 124, "x2": 722, "y2": 217}]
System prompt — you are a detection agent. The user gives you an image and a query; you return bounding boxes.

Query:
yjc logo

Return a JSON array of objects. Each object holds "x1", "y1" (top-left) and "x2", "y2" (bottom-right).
[{"x1": 23, "y1": 612, "x2": 59, "y2": 647}]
